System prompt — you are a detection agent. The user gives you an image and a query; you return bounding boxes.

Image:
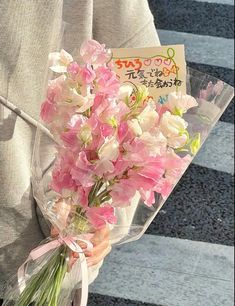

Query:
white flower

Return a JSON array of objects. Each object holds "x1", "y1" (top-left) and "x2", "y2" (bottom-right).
[
  {"x1": 127, "y1": 119, "x2": 142, "y2": 136},
  {"x1": 160, "y1": 111, "x2": 188, "y2": 148},
  {"x1": 118, "y1": 85, "x2": 133, "y2": 100},
  {"x1": 76, "y1": 94, "x2": 95, "y2": 113},
  {"x1": 165, "y1": 92, "x2": 198, "y2": 116},
  {"x1": 49, "y1": 49, "x2": 73, "y2": 73},
  {"x1": 98, "y1": 136, "x2": 119, "y2": 161},
  {"x1": 137, "y1": 103, "x2": 159, "y2": 132},
  {"x1": 128, "y1": 103, "x2": 159, "y2": 136},
  {"x1": 140, "y1": 131, "x2": 167, "y2": 156},
  {"x1": 79, "y1": 125, "x2": 92, "y2": 145}
]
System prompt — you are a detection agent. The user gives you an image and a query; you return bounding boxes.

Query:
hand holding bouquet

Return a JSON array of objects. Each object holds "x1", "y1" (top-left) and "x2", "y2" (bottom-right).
[{"x1": 3, "y1": 40, "x2": 233, "y2": 306}]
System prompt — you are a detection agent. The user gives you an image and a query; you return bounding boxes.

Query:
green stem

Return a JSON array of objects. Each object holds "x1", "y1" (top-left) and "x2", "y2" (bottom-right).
[{"x1": 16, "y1": 246, "x2": 66, "y2": 306}]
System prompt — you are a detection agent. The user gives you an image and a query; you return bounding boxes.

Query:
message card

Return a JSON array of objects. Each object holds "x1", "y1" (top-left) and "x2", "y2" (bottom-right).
[{"x1": 111, "y1": 45, "x2": 186, "y2": 102}]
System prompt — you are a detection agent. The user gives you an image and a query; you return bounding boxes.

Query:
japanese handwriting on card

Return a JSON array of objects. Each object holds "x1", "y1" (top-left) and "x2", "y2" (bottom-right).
[{"x1": 111, "y1": 45, "x2": 187, "y2": 101}]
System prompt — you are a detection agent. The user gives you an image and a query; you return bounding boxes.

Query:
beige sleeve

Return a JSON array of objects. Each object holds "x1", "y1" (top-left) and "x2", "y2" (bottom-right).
[{"x1": 93, "y1": 0, "x2": 161, "y2": 48}]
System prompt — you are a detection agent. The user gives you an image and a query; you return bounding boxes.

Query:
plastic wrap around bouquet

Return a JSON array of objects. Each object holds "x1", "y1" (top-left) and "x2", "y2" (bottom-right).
[{"x1": 3, "y1": 40, "x2": 234, "y2": 306}]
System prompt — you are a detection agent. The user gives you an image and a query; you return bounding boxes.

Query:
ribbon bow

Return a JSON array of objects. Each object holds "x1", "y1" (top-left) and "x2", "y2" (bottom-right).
[{"x1": 18, "y1": 235, "x2": 93, "y2": 306}]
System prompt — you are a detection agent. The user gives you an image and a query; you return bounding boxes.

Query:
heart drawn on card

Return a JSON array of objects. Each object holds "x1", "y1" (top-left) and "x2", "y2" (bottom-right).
[
  {"x1": 154, "y1": 58, "x2": 162, "y2": 66},
  {"x1": 143, "y1": 59, "x2": 152, "y2": 66},
  {"x1": 163, "y1": 58, "x2": 172, "y2": 66}
]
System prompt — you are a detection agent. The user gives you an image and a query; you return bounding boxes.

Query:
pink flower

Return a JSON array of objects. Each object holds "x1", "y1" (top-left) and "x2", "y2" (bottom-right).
[
  {"x1": 117, "y1": 120, "x2": 133, "y2": 145},
  {"x1": 79, "y1": 64, "x2": 96, "y2": 84},
  {"x1": 67, "y1": 62, "x2": 80, "y2": 79},
  {"x1": 126, "y1": 156, "x2": 165, "y2": 193},
  {"x1": 51, "y1": 170, "x2": 75, "y2": 193},
  {"x1": 94, "y1": 159, "x2": 114, "y2": 177},
  {"x1": 110, "y1": 180, "x2": 136, "y2": 207},
  {"x1": 60, "y1": 114, "x2": 86, "y2": 149},
  {"x1": 80, "y1": 40, "x2": 111, "y2": 66},
  {"x1": 71, "y1": 151, "x2": 95, "y2": 187},
  {"x1": 139, "y1": 189, "x2": 155, "y2": 206},
  {"x1": 72, "y1": 186, "x2": 90, "y2": 208},
  {"x1": 47, "y1": 75, "x2": 65, "y2": 103},
  {"x1": 50, "y1": 151, "x2": 77, "y2": 194},
  {"x1": 154, "y1": 178, "x2": 173, "y2": 199},
  {"x1": 100, "y1": 123, "x2": 114, "y2": 138},
  {"x1": 164, "y1": 150, "x2": 191, "y2": 185},
  {"x1": 86, "y1": 204, "x2": 117, "y2": 229},
  {"x1": 48, "y1": 105, "x2": 76, "y2": 137},
  {"x1": 40, "y1": 75, "x2": 66, "y2": 123},
  {"x1": 95, "y1": 66, "x2": 120, "y2": 95},
  {"x1": 40, "y1": 99, "x2": 57, "y2": 123},
  {"x1": 123, "y1": 139, "x2": 149, "y2": 165},
  {"x1": 92, "y1": 94, "x2": 111, "y2": 116},
  {"x1": 110, "y1": 156, "x2": 130, "y2": 178}
]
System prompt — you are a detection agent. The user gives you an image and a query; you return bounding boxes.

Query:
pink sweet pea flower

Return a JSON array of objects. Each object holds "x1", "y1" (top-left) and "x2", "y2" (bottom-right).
[
  {"x1": 71, "y1": 151, "x2": 95, "y2": 187},
  {"x1": 79, "y1": 64, "x2": 96, "y2": 84},
  {"x1": 40, "y1": 75, "x2": 66, "y2": 123},
  {"x1": 51, "y1": 169, "x2": 76, "y2": 194},
  {"x1": 60, "y1": 114, "x2": 86, "y2": 149},
  {"x1": 117, "y1": 119, "x2": 133, "y2": 145},
  {"x1": 72, "y1": 186, "x2": 91, "y2": 208},
  {"x1": 164, "y1": 151, "x2": 192, "y2": 185},
  {"x1": 139, "y1": 131, "x2": 167, "y2": 157},
  {"x1": 139, "y1": 189, "x2": 155, "y2": 207},
  {"x1": 80, "y1": 40, "x2": 111, "y2": 66},
  {"x1": 111, "y1": 156, "x2": 130, "y2": 178},
  {"x1": 50, "y1": 151, "x2": 77, "y2": 194},
  {"x1": 40, "y1": 99, "x2": 57, "y2": 123},
  {"x1": 123, "y1": 139, "x2": 149, "y2": 165},
  {"x1": 110, "y1": 180, "x2": 137, "y2": 207},
  {"x1": 86, "y1": 204, "x2": 117, "y2": 229},
  {"x1": 94, "y1": 159, "x2": 114, "y2": 177},
  {"x1": 67, "y1": 62, "x2": 80, "y2": 79},
  {"x1": 47, "y1": 75, "x2": 65, "y2": 103},
  {"x1": 126, "y1": 156, "x2": 165, "y2": 193},
  {"x1": 92, "y1": 94, "x2": 111, "y2": 116},
  {"x1": 154, "y1": 178, "x2": 173, "y2": 199},
  {"x1": 95, "y1": 66, "x2": 120, "y2": 96}
]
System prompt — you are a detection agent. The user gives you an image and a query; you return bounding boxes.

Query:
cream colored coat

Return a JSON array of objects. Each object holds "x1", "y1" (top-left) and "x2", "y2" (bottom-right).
[{"x1": 0, "y1": 0, "x2": 160, "y2": 295}]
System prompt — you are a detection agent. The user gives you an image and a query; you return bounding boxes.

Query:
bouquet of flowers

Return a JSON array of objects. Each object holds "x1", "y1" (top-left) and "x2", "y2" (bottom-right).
[{"x1": 3, "y1": 40, "x2": 234, "y2": 306}]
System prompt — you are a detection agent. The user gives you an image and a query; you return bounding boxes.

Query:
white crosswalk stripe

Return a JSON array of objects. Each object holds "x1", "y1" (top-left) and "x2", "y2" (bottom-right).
[
  {"x1": 194, "y1": 0, "x2": 234, "y2": 5},
  {"x1": 158, "y1": 30, "x2": 234, "y2": 69},
  {"x1": 91, "y1": 235, "x2": 234, "y2": 306}
]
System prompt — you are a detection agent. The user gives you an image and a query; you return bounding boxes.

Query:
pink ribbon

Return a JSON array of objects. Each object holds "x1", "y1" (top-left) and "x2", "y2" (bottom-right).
[{"x1": 18, "y1": 235, "x2": 93, "y2": 306}]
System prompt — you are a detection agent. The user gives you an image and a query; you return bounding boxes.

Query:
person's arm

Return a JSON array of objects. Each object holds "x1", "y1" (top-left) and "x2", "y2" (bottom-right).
[{"x1": 93, "y1": 0, "x2": 160, "y2": 48}]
